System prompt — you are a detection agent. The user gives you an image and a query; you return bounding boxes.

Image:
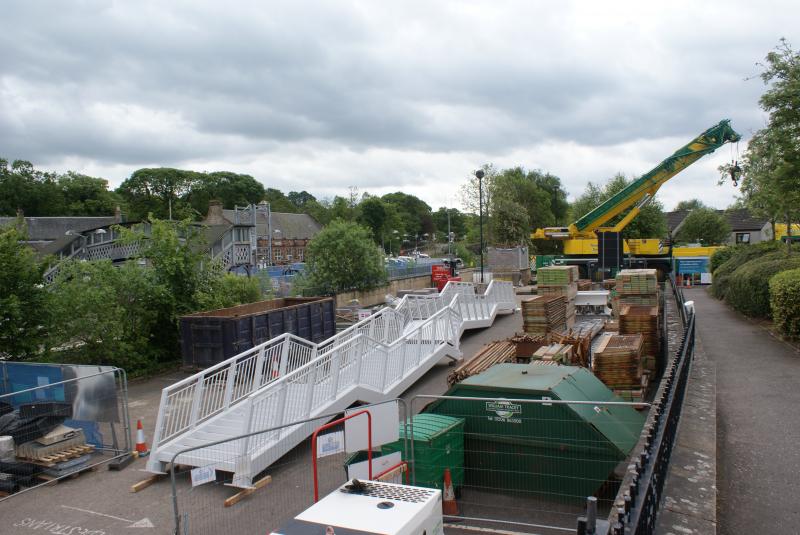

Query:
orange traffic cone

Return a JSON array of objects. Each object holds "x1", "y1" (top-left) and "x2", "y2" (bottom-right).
[
  {"x1": 442, "y1": 468, "x2": 459, "y2": 516},
  {"x1": 135, "y1": 419, "x2": 149, "y2": 457}
]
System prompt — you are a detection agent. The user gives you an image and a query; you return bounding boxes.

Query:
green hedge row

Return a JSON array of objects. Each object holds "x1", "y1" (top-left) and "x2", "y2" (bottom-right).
[
  {"x1": 770, "y1": 268, "x2": 800, "y2": 338},
  {"x1": 724, "y1": 256, "x2": 800, "y2": 318}
]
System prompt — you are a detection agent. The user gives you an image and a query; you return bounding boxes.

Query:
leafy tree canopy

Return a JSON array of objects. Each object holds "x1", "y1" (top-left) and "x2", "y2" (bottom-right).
[
  {"x1": 185, "y1": 171, "x2": 265, "y2": 217},
  {"x1": 305, "y1": 220, "x2": 387, "y2": 293},
  {"x1": 674, "y1": 207, "x2": 731, "y2": 245},
  {"x1": 674, "y1": 199, "x2": 706, "y2": 211}
]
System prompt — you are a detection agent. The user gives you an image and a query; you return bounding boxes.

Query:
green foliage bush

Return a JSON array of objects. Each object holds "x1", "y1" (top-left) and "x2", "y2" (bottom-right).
[
  {"x1": 769, "y1": 268, "x2": 800, "y2": 338},
  {"x1": 724, "y1": 255, "x2": 800, "y2": 317},
  {"x1": 709, "y1": 246, "x2": 738, "y2": 274},
  {"x1": 711, "y1": 241, "x2": 783, "y2": 299}
]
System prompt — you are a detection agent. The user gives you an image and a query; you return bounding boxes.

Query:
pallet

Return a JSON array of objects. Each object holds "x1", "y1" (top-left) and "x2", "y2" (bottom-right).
[
  {"x1": 17, "y1": 445, "x2": 95, "y2": 467},
  {"x1": 224, "y1": 475, "x2": 272, "y2": 507},
  {"x1": 37, "y1": 464, "x2": 98, "y2": 486}
]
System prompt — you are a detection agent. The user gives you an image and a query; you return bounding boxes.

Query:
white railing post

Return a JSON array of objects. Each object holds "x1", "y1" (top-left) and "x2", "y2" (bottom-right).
[
  {"x1": 275, "y1": 383, "x2": 288, "y2": 429},
  {"x1": 416, "y1": 327, "x2": 424, "y2": 365},
  {"x1": 304, "y1": 364, "x2": 319, "y2": 416},
  {"x1": 355, "y1": 337, "x2": 366, "y2": 386},
  {"x1": 188, "y1": 377, "x2": 206, "y2": 429},
  {"x1": 253, "y1": 346, "x2": 267, "y2": 389},
  {"x1": 223, "y1": 359, "x2": 239, "y2": 408},
  {"x1": 149, "y1": 388, "x2": 169, "y2": 456},
  {"x1": 330, "y1": 348, "x2": 341, "y2": 400},
  {"x1": 279, "y1": 338, "x2": 291, "y2": 376}
]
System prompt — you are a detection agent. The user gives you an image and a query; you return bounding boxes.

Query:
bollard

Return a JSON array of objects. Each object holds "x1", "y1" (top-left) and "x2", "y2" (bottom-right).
[{"x1": 586, "y1": 496, "x2": 597, "y2": 534}]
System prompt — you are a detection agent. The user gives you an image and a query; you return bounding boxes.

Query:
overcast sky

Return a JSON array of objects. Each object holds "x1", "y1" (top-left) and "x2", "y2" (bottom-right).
[{"x1": 2, "y1": 1, "x2": 796, "y2": 212}]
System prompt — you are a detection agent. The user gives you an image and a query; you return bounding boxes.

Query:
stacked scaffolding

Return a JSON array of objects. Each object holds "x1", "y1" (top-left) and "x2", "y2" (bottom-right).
[
  {"x1": 521, "y1": 295, "x2": 567, "y2": 335},
  {"x1": 537, "y1": 265, "x2": 578, "y2": 328}
]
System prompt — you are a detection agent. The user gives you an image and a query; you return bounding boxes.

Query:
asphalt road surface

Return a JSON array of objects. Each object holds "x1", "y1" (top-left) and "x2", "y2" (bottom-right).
[{"x1": 687, "y1": 288, "x2": 800, "y2": 534}]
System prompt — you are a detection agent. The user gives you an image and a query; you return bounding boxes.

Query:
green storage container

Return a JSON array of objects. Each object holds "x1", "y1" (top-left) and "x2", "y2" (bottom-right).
[
  {"x1": 342, "y1": 414, "x2": 465, "y2": 492},
  {"x1": 425, "y1": 363, "x2": 645, "y2": 502},
  {"x1": 383, "y1": 414, "x2": 465, "y2": 491}
]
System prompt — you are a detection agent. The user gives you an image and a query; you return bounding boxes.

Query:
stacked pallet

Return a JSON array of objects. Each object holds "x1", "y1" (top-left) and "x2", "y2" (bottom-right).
[
  {"x1": 603, "y1": 279, "x2": 616, "y2": 290},
  {"x1": 521, "y1": 295, "x2": 567, "y2": 335},
  {"x1": 447, "y1": 341, "x2": 517, "y2": 385},
  {"x1": 620, "y1": 305, "x2": 660, "y2": 374},
  {"x1": 537, "y1": 266, "x2": 578, "y2": 328},
  {"x1": 532, "y1": 343, "x2": 574, "y2": 364},
  {"x1": 592, "y1": 334, "x2": 644, "y2": 399},
  {"x1": 612, "y1": 269, "x2": 659, "y2": 317},
  {"x1": 509, "y1": 334, "x2": 548, "y2": 362},
  {"x1": 577, "y1": 279, "x2": 593, "y2": 291}
]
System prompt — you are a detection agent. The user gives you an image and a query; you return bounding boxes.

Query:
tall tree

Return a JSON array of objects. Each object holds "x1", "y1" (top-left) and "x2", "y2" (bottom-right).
[
  {"x1": 0, "y1": 159, "x2": 65, "y2": 216},
  {"x1": 674, "y1": 208, "x2": 731, "y2": 245},
  {"x1": 304, "y1": 220, "x2": 387, "y2": 293},
  {"x1": 263, "y1": 187, "x2": 298, "y2": 213},
  {"x1": 184, "y1": 171, "x2": 265, "y2": 216},
  {"x1": 59, "y1": 172, "x2": 123, "y2": 216},
  {"x1": 0, "y1": 224, "x2": 50, "y2": 359},
  {"x1": 571, "y1": 173, "x2": 667, "y2": 239},
  {"x1": 674, "y1": 199, "x2": 706, "y2": 211},
  {"x1": 117, "y1": 168, "x2": 197, "y2": 220},
  {"x1": 287, "y1": 190, "x2": 316, "y2": 209},
  {"x1": 381, "y1": 192, "x2": 434, "y2": 238}
]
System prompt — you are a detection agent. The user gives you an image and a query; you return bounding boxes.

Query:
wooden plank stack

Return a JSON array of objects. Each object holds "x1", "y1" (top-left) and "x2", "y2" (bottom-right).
[
  {"x1": 620, "y1": 304, "x2": 660, "y2": 374},
  {"x1": 577, "y1": 279, "x2": 593, "y2": 291},
  {"x1": 532, "y1": 343, "x2": 574, "y2": 364},
  {"x1": 447, "y1": 341, "x2": 517, "y2": 385},
  {"x1": 549, "y1": 319, "x2": 605, "y2": 368},
  {"x1": 613, "y1": 269, "x2": 659, "y2": 316},
  {"x1": 510, "y1": 334, "x2": 548, "y2": 361},
  {"x1": 592, "y1": 334, "x2": 645, "y2": 399},
  {"x1": 521, "y1": 295, "x2": 567, "y2": 335},
  {"x1": 537, "y1": 265, "x2": 578, "y2": 328}
]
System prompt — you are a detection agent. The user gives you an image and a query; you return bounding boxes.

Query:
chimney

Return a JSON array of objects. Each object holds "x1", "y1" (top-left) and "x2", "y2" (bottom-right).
[{"x1": 206, "y1": 200, "x2": 226, "y2": 225}]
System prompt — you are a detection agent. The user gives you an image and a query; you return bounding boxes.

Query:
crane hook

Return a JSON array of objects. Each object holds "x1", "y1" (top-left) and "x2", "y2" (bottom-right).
[{"x1": 729, "y1": 160, "x2": 742, "y2": 187}]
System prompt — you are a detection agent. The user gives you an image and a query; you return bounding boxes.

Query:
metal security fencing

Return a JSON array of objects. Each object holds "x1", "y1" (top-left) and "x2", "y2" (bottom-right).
[
  {"x1": 592, "y1": 275, "x2": 695, "y2": 535},
  {"x1": 0, "y1": 364, "x2": 131, "y2": 500},
  {"x1": 169, "y1": 399, "x2": 407, "y2": 535},
  {"x1": 386, "y1": 262, "x2": 444, "y2": 281},
  {"x1": 408, "y1": 395, "x2": 649, "y2": 535}
]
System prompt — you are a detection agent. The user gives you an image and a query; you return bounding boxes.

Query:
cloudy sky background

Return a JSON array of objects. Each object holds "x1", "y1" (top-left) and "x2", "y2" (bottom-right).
[{"x1": 2, "y1": 1, "x2": 796, "y2": 212}]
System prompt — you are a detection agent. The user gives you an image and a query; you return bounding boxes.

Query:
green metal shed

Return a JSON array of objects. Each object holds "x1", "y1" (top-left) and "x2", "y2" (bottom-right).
[{"x1": 425, "y1": 363, "x2": 645, "y2": 502}]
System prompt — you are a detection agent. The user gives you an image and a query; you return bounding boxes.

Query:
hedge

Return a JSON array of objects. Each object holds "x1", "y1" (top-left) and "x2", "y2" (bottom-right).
[
  {"x1": 769, "y1": 268, "x2": 800, "y2": 338},
  {"x1": 709, "y1": 246, "x2": 739, "y2": 274},
  {"x1": 724, "y1": 256, "x2": 800, "y2": 317},
  {"x1": 711, "y1": 241, "x2": 787, "y2": 299}
]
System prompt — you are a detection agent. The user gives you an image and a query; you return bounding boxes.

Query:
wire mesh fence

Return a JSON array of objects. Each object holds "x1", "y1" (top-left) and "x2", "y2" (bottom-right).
[
  {"x1": 0, "y1": 363, "x2": 131, "y2": 499},
  {"x1": 169, "y1": 399, "x2": 407, "y2": 535},
  {"x1": 407, "y1": 395, "x2": 648, "y2": 534}
]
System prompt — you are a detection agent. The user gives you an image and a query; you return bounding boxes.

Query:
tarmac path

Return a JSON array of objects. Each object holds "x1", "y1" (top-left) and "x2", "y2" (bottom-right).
[{"x1": 687, "y1": 288, "x2": 800, "y2": 534}]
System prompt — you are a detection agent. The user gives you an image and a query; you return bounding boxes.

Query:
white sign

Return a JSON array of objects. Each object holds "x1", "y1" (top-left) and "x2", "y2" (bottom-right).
[
  {"x1": 316, "y1": 431, "x2": 345, "y2": 458},
  {"x1": 347, "y1": 451, "x2": 402, "y2": 481},
  {"x1": 344, "y1": 401, "x2": 400, "y2": 453},
  {"x1": 190, "y1": 466, "x2": 215, "y2": 487},
  {"x1": 357, "y1": 309, "x2": 372, "y2": 321}
]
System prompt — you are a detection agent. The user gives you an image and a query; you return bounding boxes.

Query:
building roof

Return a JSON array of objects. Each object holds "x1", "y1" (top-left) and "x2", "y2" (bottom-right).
[
  {"x1": 0, "y1": 216, "x2": 118, "y2": 241},
  {"x1": 270, "y1": 212, "x2": 322, "y2": 240},
  {"x1": 664, "y1": 208, "x2": 768, "y2": 235}
]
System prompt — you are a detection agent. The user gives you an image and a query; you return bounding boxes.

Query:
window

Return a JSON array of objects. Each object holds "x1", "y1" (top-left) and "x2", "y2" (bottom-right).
[
  {"x1": 274, "y1": 248, "x2": 282, "y2": 261},
  {"x1": 736, "y1": 233, "x2": 750, "y2": 244},
  {"x1": 297, "y1": 248, "x2": 304, "y2": 261}
]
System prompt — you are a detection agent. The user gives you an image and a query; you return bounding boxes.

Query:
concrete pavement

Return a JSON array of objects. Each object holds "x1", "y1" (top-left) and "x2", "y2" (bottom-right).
[{"x1": 687, "y1": 288, "x2": 800, "y2": 534}]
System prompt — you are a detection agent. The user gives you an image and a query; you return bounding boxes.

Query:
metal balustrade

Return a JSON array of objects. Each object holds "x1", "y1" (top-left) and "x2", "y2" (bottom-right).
[{"x1": 146, "y1": 280, "x2": 517, "y2": 487}]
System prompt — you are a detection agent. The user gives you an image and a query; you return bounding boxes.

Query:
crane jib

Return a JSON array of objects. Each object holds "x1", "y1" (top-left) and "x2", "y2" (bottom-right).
[{"x1": 573, "y1": 120, "x2": 741, "y2": 233}]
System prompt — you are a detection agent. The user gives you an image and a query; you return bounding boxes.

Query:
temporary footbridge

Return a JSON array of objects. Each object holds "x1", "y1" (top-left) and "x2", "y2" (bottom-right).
[{"x1": 146, "y1": 280, "x2": 516, "y2": 487}]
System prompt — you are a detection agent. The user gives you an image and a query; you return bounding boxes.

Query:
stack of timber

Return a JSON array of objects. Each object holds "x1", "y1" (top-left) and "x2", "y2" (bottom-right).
[
  {"x1": 521, "y1": 295, "x2": 567, "y2": 335},
  {"x1": 620, "y1": 304, "x2": 660, "y2": 374},
  {"x1": 509, "y1": 334, "x2": 548, "y2": 362},
  {"x1": 612, "y1": 269, "x2": 659, "y2": 319},
  {"x1": 603, "y1": 319, "x2": 620, "y2": 333},
  {"x1": 592, "y1": 334, "x2": 646, "y2": 401},
  {"x1": 549, "y1": 319, "x2": 605, "y2": 367},
  {"x1": 536, "y1": 265, "x2": 578, "y2": 328},
  {"x1": 447, "y1": 341, "x2": 516, "y2": 385},
  {"x1": 577, "y1": 279, "x2": 593, "y2": 291},
  {"x1": 531, "y1": 343, "x2": 574, "y2": 364},
  {"x1": 603, "y1": 279, "x2": 617, "y2": 290}
]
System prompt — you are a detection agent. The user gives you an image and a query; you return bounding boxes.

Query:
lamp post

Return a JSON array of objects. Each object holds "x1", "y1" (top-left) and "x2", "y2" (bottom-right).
[{"x1": 476, "y1": 169, "x2": 485, "y2": 283}]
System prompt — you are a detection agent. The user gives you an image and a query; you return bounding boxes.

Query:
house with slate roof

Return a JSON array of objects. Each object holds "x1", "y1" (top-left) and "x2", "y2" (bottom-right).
[{"x1": 665, "y1": 208, "x2": 773, "y2": 245}]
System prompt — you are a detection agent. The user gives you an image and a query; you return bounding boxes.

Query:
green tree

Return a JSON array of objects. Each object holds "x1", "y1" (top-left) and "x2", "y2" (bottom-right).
[
  {"x1": 0, "y1": 224, "x2": 50, "y2": 359},
  {"x1": 287, "y1": 190, "x2": 316, "y2": 209},
  {"x1": 571, "y1": 173, "x2": 667, "y2": 238},
  {"x1": 674, "y1": 208, "x2": 731, "y2": 245},
  {"x1": 185, "y1": 171, "x2": 265, "y2": 216},
  {"x1": 381, "y1": 192, "x2": 434, "y2": 239},
  {"x1": 303, "y1": 198, "x2": 332, "y2": 225},
  {"x1": 264, "y1": 188, "x2": 298, "y2": 213},
  {"x1": 305, "y1": 220, "x2": 387, "y2": 293},
  {"x1": 492, "y1": 197, "x2": 530, "y2": 245},
  {"x1": 674, "y1": 199, "x2": 706, "y2": 211},
  {"x1": 117, "y1": 168, "x2": 197, "y2": 220},
  {"x1": 432, "y1": 207, "x2": 467, "y2": 242},
  {"x1": 329, "y1": 195, "x2": 356, "y2": 221},
  {"x1": 357, "y1": 196, "x2": 389, "y2": 242},
  {"x1": 59, "y1": 172, "x2": 123, "y2": 216},
  {"x1": 0, "y1": 159, "x2": 65, "y2": 216}
]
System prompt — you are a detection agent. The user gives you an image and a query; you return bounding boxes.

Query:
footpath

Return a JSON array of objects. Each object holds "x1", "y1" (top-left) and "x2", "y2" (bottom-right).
[{"x1": 664, "y1": 288, "x2": 800, "y2": 535}]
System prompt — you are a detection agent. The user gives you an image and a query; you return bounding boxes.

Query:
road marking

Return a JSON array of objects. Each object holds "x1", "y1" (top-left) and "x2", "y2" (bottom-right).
[{"x1": 60, "y1": 506, "x2": 153, "y2": 529}]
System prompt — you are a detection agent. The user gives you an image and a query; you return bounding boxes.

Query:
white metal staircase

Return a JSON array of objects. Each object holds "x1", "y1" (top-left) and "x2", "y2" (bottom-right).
[{"x1": 146, "y1": 280, "x2": 516, "y2": 487}]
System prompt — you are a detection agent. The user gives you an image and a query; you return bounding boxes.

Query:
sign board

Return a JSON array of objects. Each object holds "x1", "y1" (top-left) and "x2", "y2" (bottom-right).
[
  {"x1": 357, "y1": 309, "x2": 371, "y2": 321},
  {"x1": 431, "y1": 264, "x2": 450, "y2": 283},
  {"x1": 346, "y1": 451, "x2": 402, "y2": 481},
  {"x1": 191, "y1": 466, "x2": 216, "y2": 487},
  {"x1": 676, "y1": 257, "x2": 709, "y2": 275},
  {"x1": 344, "y1": 401, "x2": 399, "y2": 453},
  {"x1": 316, "y1": 431, "x2": 345, "y2": 458}
]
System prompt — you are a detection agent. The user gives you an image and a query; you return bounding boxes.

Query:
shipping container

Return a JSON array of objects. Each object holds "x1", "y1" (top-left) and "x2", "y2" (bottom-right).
[
  {"x1": 425, "y1": 363, "x2": 645, "y2": 502},
  {"x1": 180, "y1": 297, "x2": 336, "y2": 368}
]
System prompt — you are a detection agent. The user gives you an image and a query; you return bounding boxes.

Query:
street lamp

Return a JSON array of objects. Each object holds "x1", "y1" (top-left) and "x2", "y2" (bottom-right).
[{"x1": 475, "y1": 169, "x2": 485, "y2": 283}]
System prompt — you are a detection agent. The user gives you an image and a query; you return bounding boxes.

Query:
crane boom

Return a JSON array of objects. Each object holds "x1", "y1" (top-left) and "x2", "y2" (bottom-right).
[{"x1": 533, "y1": 120, "x2": 741, "y2": 240}]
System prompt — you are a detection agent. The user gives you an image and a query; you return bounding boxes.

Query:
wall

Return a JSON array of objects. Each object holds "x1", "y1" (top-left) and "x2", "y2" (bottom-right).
[{"x1": 335, "y1": 272, "x2": 434, "y2": 308}]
